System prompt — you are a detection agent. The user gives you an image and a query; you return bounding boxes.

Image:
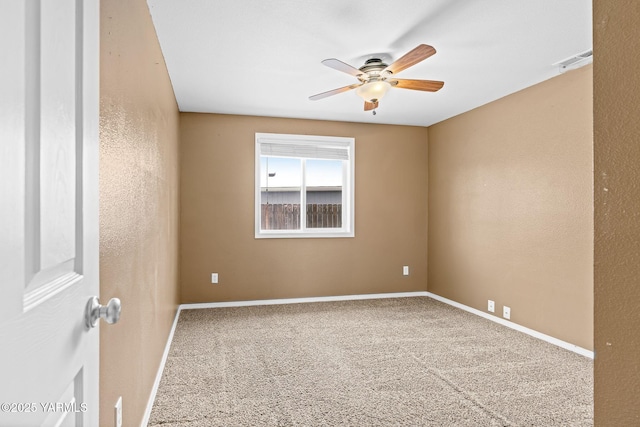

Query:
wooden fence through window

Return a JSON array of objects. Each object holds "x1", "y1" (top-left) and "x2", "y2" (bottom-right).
[{"x1": 261, "y1": 204, "x2": 342, "y2": 230}]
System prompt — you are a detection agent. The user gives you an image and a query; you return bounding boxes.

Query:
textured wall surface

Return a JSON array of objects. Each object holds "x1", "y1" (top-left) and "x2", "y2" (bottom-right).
[
  {"x1": 428, "y1": 65, "x2": 593, "y2": 350},
  {"x1": 594, "y1": 2, "x2": 640, "y2": 424},
  {"x1": 99, "y1": 0, "x2": 180, "y2": 425},
  {"x1": 180, "y1": 114, "x2": 428, "y2": 303}
]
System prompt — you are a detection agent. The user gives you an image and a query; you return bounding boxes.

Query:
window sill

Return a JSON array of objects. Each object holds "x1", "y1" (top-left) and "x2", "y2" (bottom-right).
[{"x1": 255, "y1": 230, "x2": 354, "y2": 239}]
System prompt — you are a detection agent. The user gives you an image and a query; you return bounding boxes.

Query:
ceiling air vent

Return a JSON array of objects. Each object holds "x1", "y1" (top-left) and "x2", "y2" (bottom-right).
[{"x1": 554, "y1": 49, "x2": 593, "y2": 73}]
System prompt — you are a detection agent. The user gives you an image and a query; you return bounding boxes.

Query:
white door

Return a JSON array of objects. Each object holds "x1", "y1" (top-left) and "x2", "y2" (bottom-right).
[{"x1": 0, "y1": 0, "x2": 101, "y2": 426}]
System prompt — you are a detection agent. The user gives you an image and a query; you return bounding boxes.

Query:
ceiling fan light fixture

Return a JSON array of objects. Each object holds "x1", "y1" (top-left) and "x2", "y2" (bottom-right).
[{"x1": 356, "y1": 80, "x2": 391, "y2": 103}]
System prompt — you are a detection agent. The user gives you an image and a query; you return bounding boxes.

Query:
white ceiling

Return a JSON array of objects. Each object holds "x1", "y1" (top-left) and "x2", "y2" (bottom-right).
[{"x1": 147, "y1": 0, "x2": 592, "y2": 127}]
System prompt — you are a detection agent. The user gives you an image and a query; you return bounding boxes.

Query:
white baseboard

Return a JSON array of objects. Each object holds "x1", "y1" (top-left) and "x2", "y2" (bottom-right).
[
  {"x1": 425, "y1": 292, "x2": 594, "y2": 359},
  {"x1": 140, "y1": 306, "x2": 182, "y2": 427},
  {"x1": 142, "y1": 290, "x2": 593, "y2": 425},
  {"x1": 179, "y1": 291, "x2": 430, "y2": 311}
]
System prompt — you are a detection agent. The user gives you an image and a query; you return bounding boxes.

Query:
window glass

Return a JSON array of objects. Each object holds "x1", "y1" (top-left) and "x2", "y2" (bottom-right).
[
  {"x1": 306, "y1": 159, "x2": 342, "y2": 229},
  {"x1": 260, "y1": 157, "x2": 301, "y2": 230}
]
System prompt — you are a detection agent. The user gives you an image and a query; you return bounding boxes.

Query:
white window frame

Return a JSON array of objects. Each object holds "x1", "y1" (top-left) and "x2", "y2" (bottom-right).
[{"x1": 255, "y1": 132, "x2": 355, "y2": 239}]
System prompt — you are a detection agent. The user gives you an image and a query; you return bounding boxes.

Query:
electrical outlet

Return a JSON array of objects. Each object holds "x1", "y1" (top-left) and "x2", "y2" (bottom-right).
[
  {"x1": 403, "y1": 266, "x2": 409, "y2": 276},
  {"x1": 503, "y1": 306, "x2": 511, "y2": 320},
  {"x1": 114, "y1": 396, "x2": 122, "y2": 427},
  {"x1": 488, "y1": 300, "x2": 495, "y2": 313},
  {"x1": 211, "y1": 273, "x2": 219, "y2": 284}
]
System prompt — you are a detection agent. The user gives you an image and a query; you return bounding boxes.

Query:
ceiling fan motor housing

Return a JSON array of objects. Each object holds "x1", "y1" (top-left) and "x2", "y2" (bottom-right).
[{"x1": 358, "y1": 58, "x2": 390, "y2": 82}]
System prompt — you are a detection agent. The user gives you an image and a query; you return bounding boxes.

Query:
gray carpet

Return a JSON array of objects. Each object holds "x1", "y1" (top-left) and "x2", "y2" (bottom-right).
[{"x1": 148, "y1": 297, "x2": 592, "y2": 426}]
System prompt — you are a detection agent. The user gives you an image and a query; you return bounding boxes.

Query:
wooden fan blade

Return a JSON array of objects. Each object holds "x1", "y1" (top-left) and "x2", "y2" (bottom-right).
[
  {"x1": 383, "y1": 44, "x2": 436, "y2": 75},
  {"x1": 321, "y1": 58, "x2": 365, "y2": 78},
  {"x1": 390, "y1": 79, "x2": 444, "y2": 92},
  {"x1": 309, "y1": 83, "x2": 362, "y2": 101},
  {"x1": 364, "y1": 100, "x2": 378, "y2": 111}
]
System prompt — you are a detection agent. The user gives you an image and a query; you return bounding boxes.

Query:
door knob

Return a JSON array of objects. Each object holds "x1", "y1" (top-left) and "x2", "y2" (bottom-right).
[{"x1": 85, "y1": 296, "x2": 121, "y2": 328}]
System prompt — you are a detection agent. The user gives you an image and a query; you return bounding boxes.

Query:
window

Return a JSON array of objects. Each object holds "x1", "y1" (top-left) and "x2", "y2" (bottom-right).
[{"x1": 255, "y1": 133, "x2": 354, "y2": 238}]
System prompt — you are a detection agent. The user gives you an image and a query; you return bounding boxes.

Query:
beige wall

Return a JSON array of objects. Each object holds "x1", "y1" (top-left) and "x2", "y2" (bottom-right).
[
  {"x1": 99, "y1": 0, "x2": 180, "y2": 426},
  {"x1": 594, "y1": 2, "x2": 640, "y2": 424},
  {"x1": 427, "y1": 65, "x2": 593, "y2": 350},
  {"x1": 180, "y1": 114, "x2": 428, "y2": 302}
]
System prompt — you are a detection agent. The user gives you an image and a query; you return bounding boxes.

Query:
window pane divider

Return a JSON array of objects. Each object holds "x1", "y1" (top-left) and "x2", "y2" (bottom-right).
[{"x1": 301, "y1": 158, "x2": 307, "y2": 232}]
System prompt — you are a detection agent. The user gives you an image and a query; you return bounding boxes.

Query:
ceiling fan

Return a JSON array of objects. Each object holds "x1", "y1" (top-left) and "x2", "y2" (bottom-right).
[{"x1": 309, "y1": 44, "x2": 444, "y2": 113}]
